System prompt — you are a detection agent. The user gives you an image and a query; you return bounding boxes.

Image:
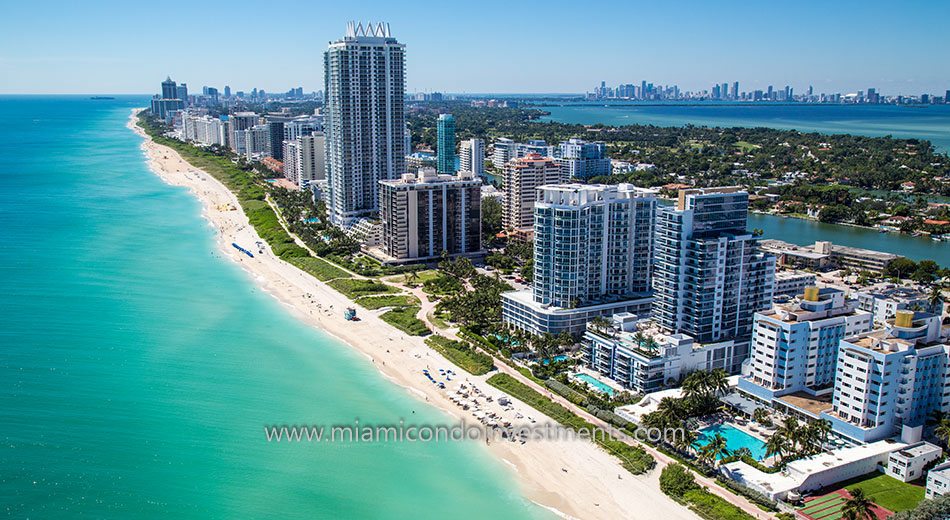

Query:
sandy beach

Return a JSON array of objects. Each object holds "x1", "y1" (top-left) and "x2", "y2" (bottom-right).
[{"x1": 128, "y1": 110, "x2": 699, "y2": 520}]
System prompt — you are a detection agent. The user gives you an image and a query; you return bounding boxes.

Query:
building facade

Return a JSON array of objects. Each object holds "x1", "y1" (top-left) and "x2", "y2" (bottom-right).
[
  {"x1": 501, "y1": 153, "x2": 564, "y2": 231},
  {"x1": 556, "y1": 138, "x2": 610, "y2": 179},
  {"x1": 738, "y1": 287, "x2": 873, "y2": 402},
  {"x1": 378, "y1": 168, "x2": 482, "y2": 262},
  {"x1": 228, "y1": 112, "x2": 260, "y2": 153},
  {"x1": 652, "y1": 187, "x2": 776, "y2": 344},
  {"x1": 324, "y1": 22, "x2": 406, "y2": 225},
  {"x1": 459, "y1": 138, "x2": 485, "y2": 177},
  {"x1": 821, "y1": 311, "x2": 949, "y2": 443},
  {"x1": 437, "y1": 114, "x2": 456, "y2": 174},
  {"x1": 502, "y1": 183, "x2": 656, "y2": 336}
]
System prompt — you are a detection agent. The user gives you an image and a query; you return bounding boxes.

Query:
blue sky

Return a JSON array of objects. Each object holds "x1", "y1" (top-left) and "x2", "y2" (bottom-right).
[{"x1": 1, "y1": 0, "x2": 948, "y2": 95}]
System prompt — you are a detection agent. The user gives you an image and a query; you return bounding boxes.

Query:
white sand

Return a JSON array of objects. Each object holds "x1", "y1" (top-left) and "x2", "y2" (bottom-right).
[{"x1": 128, "y1": 110, "x2": 715, "y2": 520}]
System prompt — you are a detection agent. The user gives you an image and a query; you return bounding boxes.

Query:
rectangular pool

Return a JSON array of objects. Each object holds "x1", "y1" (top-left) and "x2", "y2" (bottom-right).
[
  {"x1": 695, "y1": 423, "x2": 768, "y2": 460},
  {"x1": 574, "y1": 373, "x2": 615, "y2": 396}
]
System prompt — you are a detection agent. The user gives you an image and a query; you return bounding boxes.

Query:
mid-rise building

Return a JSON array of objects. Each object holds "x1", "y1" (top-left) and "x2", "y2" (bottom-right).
[
  {"x1": 653, "y1": 187, "x2": 775, "y2": 344},
  {"x1": 821, "y1": 310, "x2": 949, "y2": 443},
  {"x1": 502, "y1": 184, "x2": 656, "y2": 335},
  {"x1": 283, "y1": 116, "x2": 322, "y2": 141},
  {"x1": 437, "y1": 114, "x2": 456, "y2": 174},
  {"x1": 234, "y1": 124, "x2": 271, "y2": 161},
  {"x1": 283, "y1": 133, "x2": 326, "y2": 187},
  {"x1": 228, "y1": 112, "x2": 260, "y2": 153},
  {"x1": 492, "y1": 138, "x2": 556, "y2": 169},
  {"x1": 377, "y1": 168, "x2": 482, "y2": 262},
  {"x1": 181, "y1": 113, "x2": 227, "y2": 147},
  {"x1": 556, "y1": 138, "x2": 610, "y2": 179},
  {"x1": 738, "y1": 287, "x2": 873, "y2": 403},
  {"x1": 586, "y1": 313, "x2": 747, "y2": 393},
  {"x1": 856, "y1": 286, "x2": 944, "y2": 325},
  {"x1": 149, "y1": 97, "x2": 184, "y2": 120},
  {"x1": 773, "y1": 270, "x2": 818, "y2": 297},
  {"x1": 501, "y1": 153, "x2": 564, "y2": 231},
  {"x1": 324, "y1": 22, "x2": 406, "y2": 225},
  {"x1": 176, "y1": 83, "x2": 188, "y2": 106},
  {"x1": 459, "y1": 138, "x2": 485, "y2": 177}
]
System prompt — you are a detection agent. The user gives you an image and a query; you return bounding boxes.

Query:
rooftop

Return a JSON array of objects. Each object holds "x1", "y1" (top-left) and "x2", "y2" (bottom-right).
[
  {"x1": 776, "y1": 392, "x2": 833, "y2": 417},
  {"x1": 891, "y1": 442, "x2": 942, "y2": 460}
]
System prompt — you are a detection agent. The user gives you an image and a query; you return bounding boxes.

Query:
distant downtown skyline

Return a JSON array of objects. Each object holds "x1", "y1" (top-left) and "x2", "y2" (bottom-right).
[{"x1": 1, "y1": 0, "x2": 949, "y2": 94}]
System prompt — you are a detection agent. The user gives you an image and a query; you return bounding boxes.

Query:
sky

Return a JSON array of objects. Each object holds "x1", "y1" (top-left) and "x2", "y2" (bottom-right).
[{"x1": 1, "y1": 0, "x2": 949, "y2": 95}]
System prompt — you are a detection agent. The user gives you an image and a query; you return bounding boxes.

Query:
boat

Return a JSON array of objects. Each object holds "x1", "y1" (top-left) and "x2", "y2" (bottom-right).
[
  {"x1": 231, "y1": 242, "x2": 254, "y2": 258},
  {"x1": 89, "y1": 96, "x2": 115, "y2": 100}
]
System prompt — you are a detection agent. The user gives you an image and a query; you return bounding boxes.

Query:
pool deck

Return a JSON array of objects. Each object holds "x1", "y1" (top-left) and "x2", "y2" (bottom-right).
[{"x1": 572, "y1": 368, "x2": 625, "y2": 394}]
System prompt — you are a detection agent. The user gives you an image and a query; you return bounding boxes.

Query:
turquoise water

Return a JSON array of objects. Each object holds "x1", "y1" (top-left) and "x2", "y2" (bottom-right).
[
  {"x1": 0, "y1": 96, "x2": 548, "y2": 519},
  {"x1": 574, "y1": 374, "x2": 615, "y2": 396},
  {"x1": 540, "y1": 102, "x2": 950, "y2": 152},
  {"x1": 541, "y1": 355, "x2": 568, "y2": 365},
  {"x1": 695, "y1": 424, "x2": 768, "y2": 460}
]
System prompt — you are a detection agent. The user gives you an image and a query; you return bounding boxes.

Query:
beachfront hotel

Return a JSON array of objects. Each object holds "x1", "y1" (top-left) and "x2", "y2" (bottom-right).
[
  {"x1": 376, "y1": 168, "x2": 482, "y2": 263},
  {"x1": 501, "y1": 153, "x2": 564, "y2": 232},
  {"x1": 501, "y1": 184, "x2": 655, "y2": 335},
  {"x1": 738, "y1": 287, "x2": 873, "y2": 403},
  {"x1": 324, "y1": 21, "x2": 406, "y2": 226},
  {"x1": 820, "y1": 310, "x2": 949, "y2": 444},
  {"x1": 181, "y1": 113, "x2": 227, "y2": 147}
]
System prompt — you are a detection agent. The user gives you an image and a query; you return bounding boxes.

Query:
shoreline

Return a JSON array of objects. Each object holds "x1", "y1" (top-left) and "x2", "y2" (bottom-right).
[{"x1": 127, "y1": 110, "x2": 698, "y2": 520}]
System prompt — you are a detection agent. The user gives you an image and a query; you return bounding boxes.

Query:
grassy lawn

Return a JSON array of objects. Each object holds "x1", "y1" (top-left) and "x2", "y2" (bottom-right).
[
  {"x1": 735, "y1": 140, "x2": 761, "y2": 152},
  {"x1": 379, "y1": 306, "x2": 430, "y2": 336},
  {"x1": 425, "y1": 336, "x2": 493, "y2": 375},
  {"x1": 354, "y1": 294, "x2": 419, "y2": 310},
  {"x1": 845, "y1": 472, "x2": 925, "y2": 512},
  {"x1": 287, "y1": 257, "x2": 351, "y2": 281},
  {"x1": 327, "y1": 278, "x2": 399, "y2": 299},
  {"x1": 427, "y1": 311, "x2": 451, "y2": 330}
]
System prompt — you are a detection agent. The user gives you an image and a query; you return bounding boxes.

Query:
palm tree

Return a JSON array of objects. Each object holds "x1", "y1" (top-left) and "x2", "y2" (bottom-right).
[
  {"x1": 699, "y1": 433, "x2": 730, "y2": 465},
  {"x1": 706, "y1": 369, "x2": 729, "y2": 397},
  {"x1": 842, "y1": 489, "x2": 875, "y2": 520},
  {"x1": 934, "y1": 419, "x2": 950, "y2": 447},
  {"x1": 778, "y1": 417, "x2": 802, "y2": 453},
  {"x1": 929, "y1": 285, "x2": 945, "y2": 311},
  {"x1": 764, "y1": 434, "x2": 787, "y2": 462},
  {"x1": 655, "y1": 397, "x2": 687, "y2": 427},
  {"x1": 673, "y1": 429, "x2": 699, "y2": 454},
  {"x1": 810, "y1": 420, "x2": 832, "y2": 453},
  {"x1": 733, "y1": 447, "x2": 753, "y2": 460},
  {"x1": 632, "y1": 331, "x2": 645, "y2": 349}
]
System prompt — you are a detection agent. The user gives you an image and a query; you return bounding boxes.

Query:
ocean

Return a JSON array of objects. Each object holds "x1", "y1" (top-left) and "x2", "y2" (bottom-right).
[
  {"x1": 540, "y1": 102, "x2": 950, "y2": 153},
  {"x1": 0, "y1": 96, "x2": 548, "y2": 519}
]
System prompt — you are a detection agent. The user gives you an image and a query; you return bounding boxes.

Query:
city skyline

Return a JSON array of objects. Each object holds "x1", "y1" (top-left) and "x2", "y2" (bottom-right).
[{"x1": 2, "y1": 0, "x2": 950, "y2": 95}]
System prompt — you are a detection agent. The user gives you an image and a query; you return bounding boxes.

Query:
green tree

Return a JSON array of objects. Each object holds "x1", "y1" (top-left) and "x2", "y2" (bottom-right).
[{"x1": 659, "y1": 463, "x2": 698, "y2": 498}]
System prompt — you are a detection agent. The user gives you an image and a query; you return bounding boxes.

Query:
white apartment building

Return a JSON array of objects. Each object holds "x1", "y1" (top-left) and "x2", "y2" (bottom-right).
[
  {"x1": 459, "y1": 138, "x2": 485, "y2": 177},
  {"x1": 856, "y1": 285, "x2": 944, "y2": 325},
  {"x1": 228, "y1": 112, "x2": 259, "y2": 153},
  {"x1": 324, "y1": 22, "x2": 406, "y2": 225},
  {"x1": 502, "y1": 183, "x2": 656, "y2": 336},
  {"x1": 739, "y1": 287, "x2": 873, "y2": 403},
  {"x1": 821, "y1": 311, "x2": 949, "y2": 444},
  {"x1": 927, "y1": 461, "x2": 950, "y2": 498},
  {"x1": 773, "y1": 270, "x2": 818, "y2": 297}
]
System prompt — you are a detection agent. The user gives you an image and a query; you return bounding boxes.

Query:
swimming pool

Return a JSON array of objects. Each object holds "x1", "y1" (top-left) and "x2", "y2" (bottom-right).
[
  {"x1": 695, "y1": 423, "x2": 768, "y2": 460},
  {"x1": 574, "y1": 373, "x2": 615, "y2": 396},
  {"x1": 541, "y1": 355, "x2": 568, "y2": 365}
]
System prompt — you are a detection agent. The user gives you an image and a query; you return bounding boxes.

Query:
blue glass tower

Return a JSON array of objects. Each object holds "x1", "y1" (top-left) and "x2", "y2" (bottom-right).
[{"x1": 437, "y1": 114, "x2": 456, "y2": 174}]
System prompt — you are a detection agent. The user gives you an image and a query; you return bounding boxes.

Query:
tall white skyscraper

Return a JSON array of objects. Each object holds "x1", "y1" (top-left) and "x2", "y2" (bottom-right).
[
  {"x1": 459, "y1": 138, "x2": 485, "y2": 177},
  {"x1": 324, "y1": 22, "x2": 406, "y2": 226}
]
